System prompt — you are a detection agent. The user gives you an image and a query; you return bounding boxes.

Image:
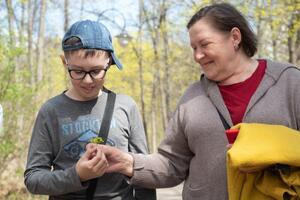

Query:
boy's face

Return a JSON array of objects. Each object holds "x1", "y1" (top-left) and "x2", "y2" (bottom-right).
[{"x1": 62, "y1": 50, "x2": 111, "y2": 101}]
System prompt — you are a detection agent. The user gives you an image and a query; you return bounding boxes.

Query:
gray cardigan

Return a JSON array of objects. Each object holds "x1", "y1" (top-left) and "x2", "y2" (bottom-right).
[{"x1": 131, "y1": 60, "x2": 300, "y2": 200}]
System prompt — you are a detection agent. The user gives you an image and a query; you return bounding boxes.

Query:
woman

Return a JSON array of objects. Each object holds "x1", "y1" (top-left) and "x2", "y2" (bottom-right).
[{"x1": 94, "y1": 3, "x2": 300, "y2": 199}]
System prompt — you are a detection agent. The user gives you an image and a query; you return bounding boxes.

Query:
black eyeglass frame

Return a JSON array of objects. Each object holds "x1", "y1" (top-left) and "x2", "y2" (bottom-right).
[{"x1": 67, "y1": 67, "x2": 109, "y2": 80}]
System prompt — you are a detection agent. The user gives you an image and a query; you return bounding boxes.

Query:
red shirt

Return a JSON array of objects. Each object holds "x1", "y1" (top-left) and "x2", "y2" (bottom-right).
[{"x1": 218, "y1": 60, "x2": 266, "y2": 125}]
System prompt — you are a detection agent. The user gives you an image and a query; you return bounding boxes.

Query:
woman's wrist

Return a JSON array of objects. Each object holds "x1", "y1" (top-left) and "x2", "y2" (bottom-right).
[{"x1": 123, "y1": 153, "x2": 134, "y2": 177}]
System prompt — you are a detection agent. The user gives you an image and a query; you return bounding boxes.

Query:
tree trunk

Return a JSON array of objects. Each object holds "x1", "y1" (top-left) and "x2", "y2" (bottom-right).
[
  {"x1": 20, "y1": 1, "x2": 26, "y2": 44},
  {"x1": 270, "y1": 22, "x2": 277, "y2": 60},
  {"x1": 36, "y1": 0, "x2": 47, "y2": 83},
  {"x1": 151, "y1": 76, "x2": 158, "y2": 152},
  {"x1": 142, "y1": 3, "x2": 168, "y2": 132},
  {"x1": 160, "y1": 4, "x2": 171, "y2": 120},
  {"x1": 5, "y1": 0, "x2": 15, "y2": 45},
  {"x1": 64, "y1": 0, "x2": 69, "y2": 32},
  {"x1": 288, "y1": 37, "x2": 294, "y2": 64},
  {"x1": 137, "y1": 0, "x2": 149, "y2": 149},
  {"x1": 141, "y1": 2, "x2": 161, "y2": 149},
  {"x1": 80, "y1": 0, "x2": 84, "y2": 20},
  {"x1": 63, "y1": 0, "x2": 70, "y2": 87},
  {"x1": 296, "y1": 29, "x2": 300, "y2": 65},
  {"x1": 3, "y1": 0, "x2": 16, "y2": 96},
  {"x1": 154, "y1": 27, "x2": 168, "y2": 133},
  {"x1": 287, "y1": 8, "x2": 300, "y2": 65},
  {"x1": 255, "y1": 0, "x2": 263, "y2": 58},
  {"x1": 27, "y1": 0, "x2": 35, "y2": 86}
]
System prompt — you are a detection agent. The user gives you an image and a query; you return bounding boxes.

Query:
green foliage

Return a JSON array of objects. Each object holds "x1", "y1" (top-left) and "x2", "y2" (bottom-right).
[
  {"x1": 0, "y1": 139, "x2": 15, "y2": 156},
  {"x1": 3, "y1": 192, "x2": 47, "y2": 200},
  {"x1": 0, "y1": 37, "x2": 26, "y2": 100},
  {"x1": 106, "y1": 39, "x2": 155, "y2": 104}
]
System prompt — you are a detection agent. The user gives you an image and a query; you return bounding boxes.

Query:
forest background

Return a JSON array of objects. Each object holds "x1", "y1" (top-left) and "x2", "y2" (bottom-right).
[{"x1": 0, "y1": 0, "x2": 299, "y2": 199}]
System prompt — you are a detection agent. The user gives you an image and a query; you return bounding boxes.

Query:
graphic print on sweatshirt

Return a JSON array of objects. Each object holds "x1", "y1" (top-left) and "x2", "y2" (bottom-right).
[{"x1": 62, "y1": 115, "x2": 116, "y2": 159}]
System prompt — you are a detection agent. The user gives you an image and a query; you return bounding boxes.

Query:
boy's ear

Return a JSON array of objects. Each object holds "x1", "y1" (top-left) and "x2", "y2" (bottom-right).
[{"x1": 60, "y1": 54, "x2": 67, "y2": 68}]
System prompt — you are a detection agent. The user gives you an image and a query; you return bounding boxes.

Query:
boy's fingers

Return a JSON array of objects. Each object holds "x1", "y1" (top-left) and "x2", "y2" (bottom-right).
[
  {"x1": 94, "y1": 155, "x2": 108, "y2": 173},
  {"x1": 82, "y1": 145, "x2": 97, "y2": 160},
  {"x1": 89, "y1": 146, "x2": 106, "y2": 166},
  {"x1": 86, "y1": 143, "x2": 97, "y2": 151}
]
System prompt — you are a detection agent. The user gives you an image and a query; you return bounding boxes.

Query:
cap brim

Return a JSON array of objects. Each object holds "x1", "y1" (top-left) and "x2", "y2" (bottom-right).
[{"x1": 111, "y1": 53, "x2": 123, "y2": 70}]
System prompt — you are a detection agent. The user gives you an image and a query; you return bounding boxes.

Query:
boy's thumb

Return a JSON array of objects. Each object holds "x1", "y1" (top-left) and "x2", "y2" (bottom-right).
[{"x1": 81, "y1": 146, "x2": 95, "y2": 160}]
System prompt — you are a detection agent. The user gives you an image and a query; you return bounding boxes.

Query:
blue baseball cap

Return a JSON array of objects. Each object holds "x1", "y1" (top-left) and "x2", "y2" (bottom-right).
[{"x1": 62, "y1": 20, "x2": 123, "y2": 70}]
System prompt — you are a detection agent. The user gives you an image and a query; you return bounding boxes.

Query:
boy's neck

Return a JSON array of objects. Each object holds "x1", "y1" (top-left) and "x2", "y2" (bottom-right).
[{"x1": 65, "y1": 88, "x2": 103, "y2": 101}]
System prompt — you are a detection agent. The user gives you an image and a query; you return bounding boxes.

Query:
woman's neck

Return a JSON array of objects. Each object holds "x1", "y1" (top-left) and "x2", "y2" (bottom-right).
[{"x1": 219, "y1": 55, "x2": 258, "y2": 85}]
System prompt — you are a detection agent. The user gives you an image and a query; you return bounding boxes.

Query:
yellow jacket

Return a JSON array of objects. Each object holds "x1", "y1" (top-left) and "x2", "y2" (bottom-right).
[{"x1": 227, "y1": 123, "x2": 300, "y2": 200}]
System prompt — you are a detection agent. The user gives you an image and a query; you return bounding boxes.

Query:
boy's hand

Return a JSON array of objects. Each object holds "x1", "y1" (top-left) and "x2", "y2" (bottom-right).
[{"x1": 75, "y1": 144, "x2": 108, "y2": 182}]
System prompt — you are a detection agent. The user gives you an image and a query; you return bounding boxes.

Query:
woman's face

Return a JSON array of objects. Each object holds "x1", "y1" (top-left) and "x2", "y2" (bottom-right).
[{"x1": 189, "y1": 18, "x2": 239, "y2": 83}]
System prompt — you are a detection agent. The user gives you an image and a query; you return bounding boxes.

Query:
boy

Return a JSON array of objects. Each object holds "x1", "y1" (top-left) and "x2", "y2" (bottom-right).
[{"x1": 24, "y1": 19, "x2": 156, "y2": 200}]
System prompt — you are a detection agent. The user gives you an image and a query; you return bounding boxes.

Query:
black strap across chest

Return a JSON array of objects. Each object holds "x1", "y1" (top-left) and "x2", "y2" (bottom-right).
[{"x1": 86, "y1": 90, "x2": 116, "y2": 200}]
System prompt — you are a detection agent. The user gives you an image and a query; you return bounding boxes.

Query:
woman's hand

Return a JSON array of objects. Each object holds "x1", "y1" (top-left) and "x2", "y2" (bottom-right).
[
  {"x1": 100, "y1": 145, "x2": 134, "y2": 177},
  {"x1": 226, "y1": 144, "x2": 233, "y2": 150}
]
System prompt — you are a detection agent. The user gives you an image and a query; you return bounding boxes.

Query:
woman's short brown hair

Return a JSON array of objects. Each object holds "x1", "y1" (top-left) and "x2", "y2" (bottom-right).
[{"x1": 187, "y1": 3, "x2": 257, "y2": 57}]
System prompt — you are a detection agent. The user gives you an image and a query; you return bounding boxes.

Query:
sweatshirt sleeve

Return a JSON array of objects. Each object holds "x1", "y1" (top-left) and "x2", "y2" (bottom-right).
[
  {"x1": 130, "y1": 104, "x2": 193, "y2": 188},
  {"x1": 127, "y1": 100, "x2": 157, "y2": 200},
  {"x1": 294, "y1": 69, "x2": 300, "y2": 131},
  {"x1": 24, "y1": 105, "x2": 87, "y2": 195}
]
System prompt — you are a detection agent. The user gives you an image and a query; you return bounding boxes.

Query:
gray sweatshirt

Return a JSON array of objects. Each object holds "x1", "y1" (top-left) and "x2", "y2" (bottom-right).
[{"x1": 24, "y1": 89, "x2": 156, "y2": 200}]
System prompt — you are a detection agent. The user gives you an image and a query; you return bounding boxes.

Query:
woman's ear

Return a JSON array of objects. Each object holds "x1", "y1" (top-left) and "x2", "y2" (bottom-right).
[{"x1": 230, "y1": 27, "x2": 241, "y2": 50}]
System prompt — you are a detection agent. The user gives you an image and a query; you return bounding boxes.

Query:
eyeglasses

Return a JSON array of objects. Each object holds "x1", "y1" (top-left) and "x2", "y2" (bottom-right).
[{"x1": 67, "y1": 67, "x2": 108, "y2": 80}]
